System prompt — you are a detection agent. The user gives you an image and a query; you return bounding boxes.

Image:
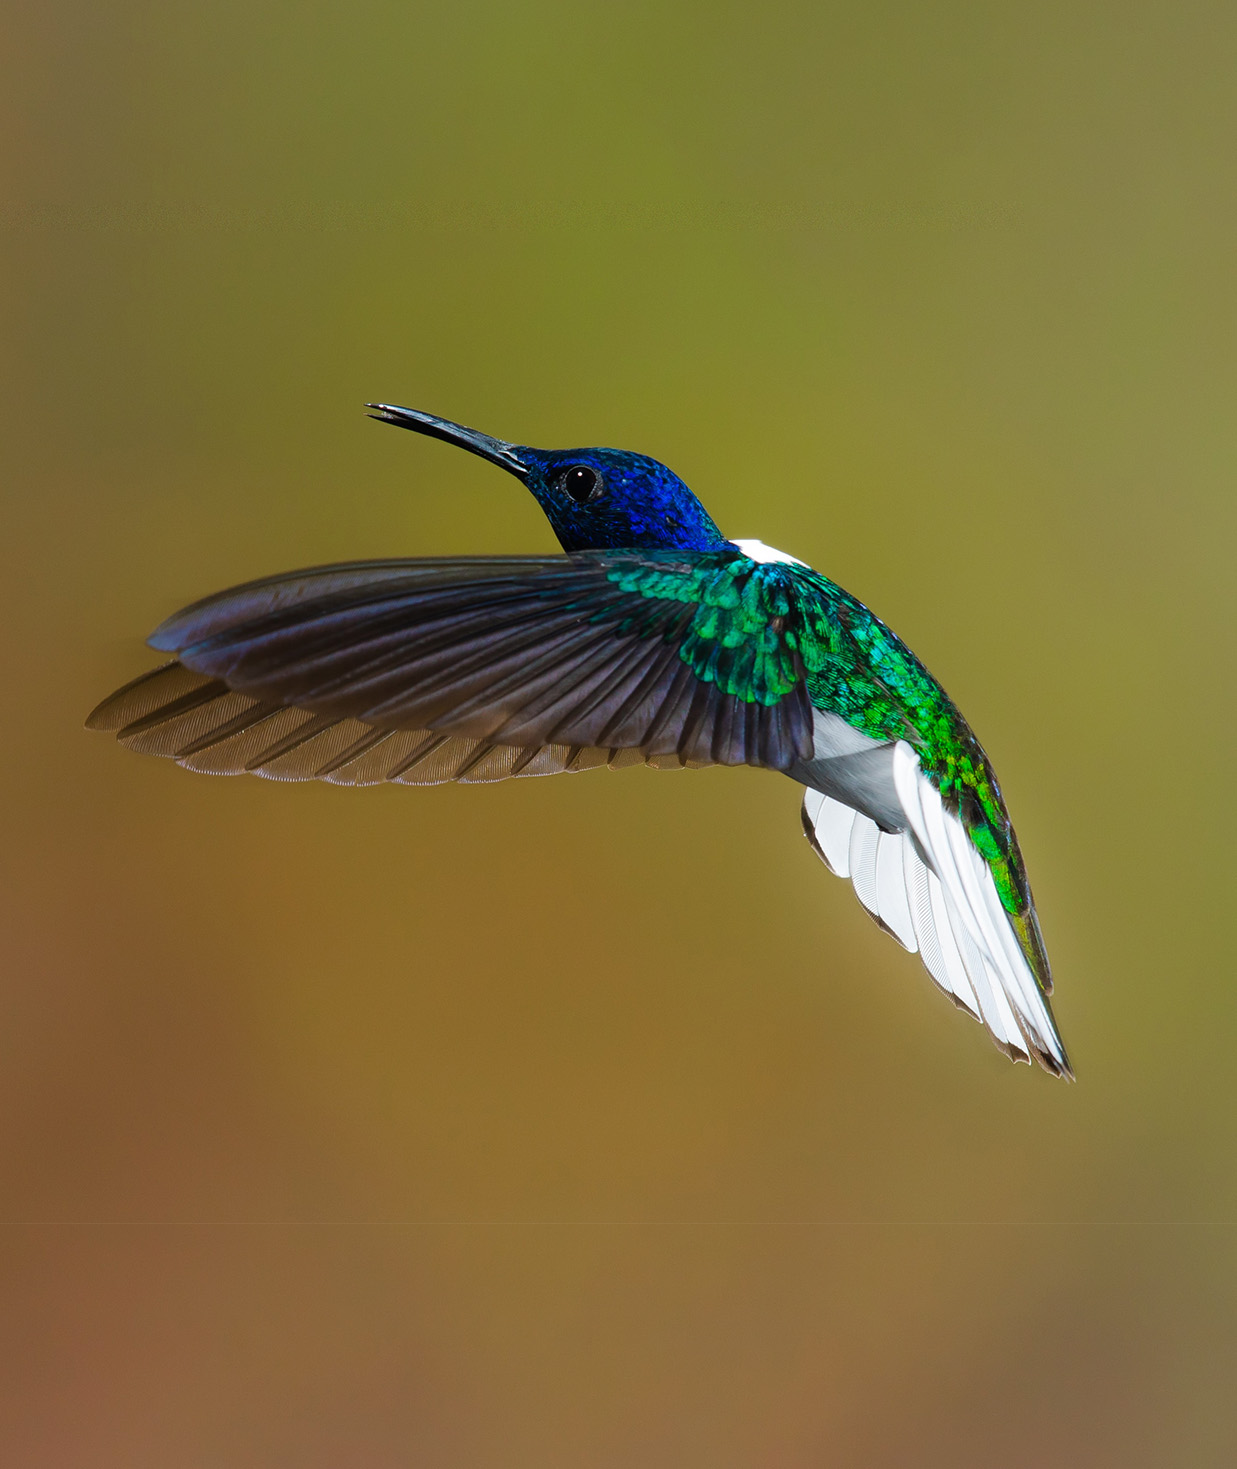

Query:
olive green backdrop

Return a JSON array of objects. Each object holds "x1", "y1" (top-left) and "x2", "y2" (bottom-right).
[{"x1": 1, "y1": 1, "x2": 1233, "y2": 1464}]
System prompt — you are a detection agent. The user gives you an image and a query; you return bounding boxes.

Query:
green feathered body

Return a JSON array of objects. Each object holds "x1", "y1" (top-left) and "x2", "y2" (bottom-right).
[{"x1": 603, "y1": 549, "x2": 1034, "y2": 929}]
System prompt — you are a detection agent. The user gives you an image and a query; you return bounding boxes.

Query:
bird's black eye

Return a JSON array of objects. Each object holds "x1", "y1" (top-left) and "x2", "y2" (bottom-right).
[{"x1": 558, "y1": 464, "x2": 605, "y2": 503}]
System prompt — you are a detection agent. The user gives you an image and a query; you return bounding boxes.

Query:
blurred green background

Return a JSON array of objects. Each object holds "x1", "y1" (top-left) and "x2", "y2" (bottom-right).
[{"x1": 1, "y1": 0, "x2": 1234, "y2": 1463}]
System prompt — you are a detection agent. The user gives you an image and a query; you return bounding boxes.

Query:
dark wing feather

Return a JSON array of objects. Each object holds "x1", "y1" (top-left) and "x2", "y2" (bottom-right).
[
  {"x1": 143, "y1": 552, "x2": 816, "y2": 768},
  {"x1": 88, "y1": 551, "x2": 818, "y2": 783},
  {"x1": 86, "y1": 661, "x2": 661, "y2": 785}
]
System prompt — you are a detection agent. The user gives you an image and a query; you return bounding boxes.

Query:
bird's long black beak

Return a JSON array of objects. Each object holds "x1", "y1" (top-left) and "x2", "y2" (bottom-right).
[{"x1": 366, "y1": 403, "x2": 529, "y2": 478}]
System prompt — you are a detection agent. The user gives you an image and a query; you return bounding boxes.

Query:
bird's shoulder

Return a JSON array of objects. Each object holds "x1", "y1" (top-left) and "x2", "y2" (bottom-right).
[{"x1": 583, "y1": 542, "x2": 913, "y2": 712}]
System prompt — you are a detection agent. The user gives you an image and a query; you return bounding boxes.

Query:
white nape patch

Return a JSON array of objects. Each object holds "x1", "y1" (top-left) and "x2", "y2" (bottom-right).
[{"x1": 731, "y1": 538, "x2": 806, "y2": 567}]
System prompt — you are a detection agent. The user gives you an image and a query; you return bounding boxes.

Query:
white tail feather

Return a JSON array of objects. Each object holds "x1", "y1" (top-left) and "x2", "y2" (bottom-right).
[
  {"x1": 802, "y1": 790, "x2": 856, "y2": 877},
  {"x1": 890, "y1": 741, "x2": 1067, "y2": 1072},
  {"x1": 802, "y1": 741, "x2": 1068, "y2": 1073}
]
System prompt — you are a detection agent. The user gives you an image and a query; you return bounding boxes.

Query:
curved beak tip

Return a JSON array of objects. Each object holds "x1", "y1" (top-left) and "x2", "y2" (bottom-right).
[{"x1": 364, "y1": 402, "x2": 529, "y2": 478}]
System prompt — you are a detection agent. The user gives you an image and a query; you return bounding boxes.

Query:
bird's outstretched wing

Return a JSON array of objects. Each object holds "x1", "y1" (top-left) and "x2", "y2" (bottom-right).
[
  {"x1": 85, "y1": 658, "x2": 662, "y2": 785},
  {"x1": 87, "y1": 551, "x2": 818, "y2": 782},
  {"x1": 88, "y1": 545, "x2": 1070, "y2": 1074}
]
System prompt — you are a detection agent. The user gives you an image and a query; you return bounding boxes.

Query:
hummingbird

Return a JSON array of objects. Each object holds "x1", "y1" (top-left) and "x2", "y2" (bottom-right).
[{"x1": 88, "y1": 404, "x2": 1071, "y2": 1077}]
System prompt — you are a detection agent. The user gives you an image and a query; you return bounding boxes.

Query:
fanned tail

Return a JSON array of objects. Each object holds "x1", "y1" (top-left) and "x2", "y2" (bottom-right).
[{"x1": 801, "y1": 740, "x2": 1071, "y2": 1078}]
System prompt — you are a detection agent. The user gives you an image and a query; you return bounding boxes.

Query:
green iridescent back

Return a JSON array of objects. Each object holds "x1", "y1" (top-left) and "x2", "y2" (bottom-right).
[{"x1": 602, "y1": 548, "x2": 1044, "y2": 974}]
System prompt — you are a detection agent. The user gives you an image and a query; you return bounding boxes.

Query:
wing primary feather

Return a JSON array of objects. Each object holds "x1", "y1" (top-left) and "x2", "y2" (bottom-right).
[
  {"x1": 385, "y1": 733, "x2": 450, "y2": 779},
  {"x1": 314, "y1": 725, "x2": 394, "y2": 778},
  {"x1": 450, "y1": 742, "x2": 498, "y2": 780},
  {"x1": 178, "y1": 706, "x2": 319, "y2": 774},
  {"x1": 116, "y1": 678, "x2": 233, "y2": 739},
  {"x1": 243, "y1": 713, "x2": 343, "y2": 773},
  {"x1": 252, "y1": 719, "x2": 376, "y2": 781},
  {"x1": 509, "y1": 744, "x2": 544, "y2": 776},
  {"x1": 174, "y1": 700, "x2": 286, "y2": 759},
  {"x1": 117, "y1": 689, "x2": 261, "y2": 758},
  {"x1": 329, "y1": 731, "x2": 425, "y2": 785},
  {"x1": 86, "y1": 662, "x2": 224, "y2": 732}
]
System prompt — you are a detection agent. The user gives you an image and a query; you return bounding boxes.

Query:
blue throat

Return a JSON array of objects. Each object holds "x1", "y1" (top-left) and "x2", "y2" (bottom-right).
[{"x1": 366, "y1": 404, "x2": 732, "y2": 554}]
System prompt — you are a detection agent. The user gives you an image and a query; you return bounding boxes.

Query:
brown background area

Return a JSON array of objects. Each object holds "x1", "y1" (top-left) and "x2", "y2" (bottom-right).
[{"x1": 1, "y1": 1, "x2": 1234, "y2": 1463}]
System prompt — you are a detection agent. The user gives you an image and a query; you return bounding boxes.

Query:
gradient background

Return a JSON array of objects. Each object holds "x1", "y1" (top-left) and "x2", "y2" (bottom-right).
[{"x1": 2, "y1": 1, "x2": 1235, "y2": 1463}]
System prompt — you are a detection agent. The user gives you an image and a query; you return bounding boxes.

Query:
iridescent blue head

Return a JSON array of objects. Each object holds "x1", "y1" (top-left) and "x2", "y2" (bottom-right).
[{"x1": 368, "y1": 403, "x2": 731, "y2": 554}]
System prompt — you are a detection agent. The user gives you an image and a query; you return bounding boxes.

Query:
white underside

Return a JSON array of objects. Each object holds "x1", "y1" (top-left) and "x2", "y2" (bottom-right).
[{"x1": 802, "y1": 740, "x2": 1066, "y2": 1071}]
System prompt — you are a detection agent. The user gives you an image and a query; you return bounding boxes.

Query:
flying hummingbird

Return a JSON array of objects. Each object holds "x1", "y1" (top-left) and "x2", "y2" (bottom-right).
[{"x1": 88, "y1": 404, "x2": 1071, "y2": 1077}]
